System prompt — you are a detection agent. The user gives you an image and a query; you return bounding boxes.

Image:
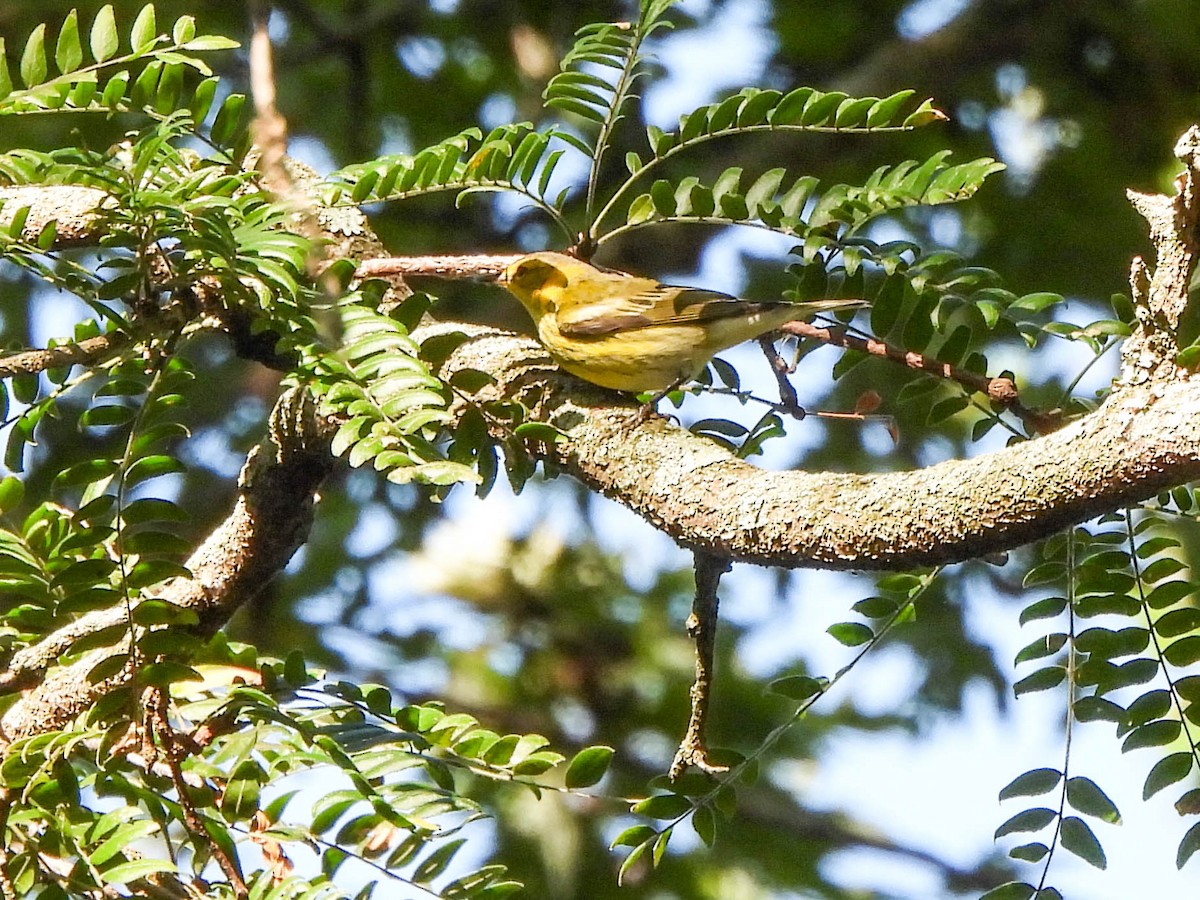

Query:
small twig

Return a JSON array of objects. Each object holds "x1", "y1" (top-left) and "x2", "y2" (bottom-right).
[
  {"x1": 670, "y1": 551, "x2": 732, "y2": 780},
  {"x1": 779, "y1": 319, "x2": 1063, "y2": 434},
  {"x1": 0, "y1": 332, "x2": 128, "y2": 379},
  {"x1": 248, "y1": 3, "x2": 289, "y2": 197},
  {"x1": 356, "y1": 254, "x2": 523, "y2": 282},
  {"x1": 756, "y1": 335, "x2": 803, "y2": 417},
  {"x1": 146, "y1": 689, "x2": 248, "y2": 900}
]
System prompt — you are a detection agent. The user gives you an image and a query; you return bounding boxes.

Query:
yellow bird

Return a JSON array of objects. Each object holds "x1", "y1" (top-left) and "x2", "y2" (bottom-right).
[{"x1": 501, "y1": 251, "x2": 865, "y2": 393}]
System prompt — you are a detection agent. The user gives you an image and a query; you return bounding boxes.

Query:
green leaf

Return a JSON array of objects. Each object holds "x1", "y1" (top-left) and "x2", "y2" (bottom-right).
[
  {"x1": 632, "y1": 793, "x2": 691, "y2": 819},
  {"x1": 1152, "y1": 607, "x2": 1200, "y2": 643},
  {"x1": 650, "y1": 179, "x2": 675, "y2": 215},
  {"x1": 1019, "y1": 596, "x2": 1067, "y2": 624},
  {"x1": 801, "y1": 89, "x2": 847, "y2": 126},
  {"x1": 0, "y1": 475, "x2": 24, "y2": 514},
  {"x1": 1013, "y1": 666, "x2": 1066, "y2": 696},
  {"x1": 767, "y1": 675, "x2": 825, "y2": 701},
  {"x1": 564, "y1": 745, "x2": 614, "y2": 789},
  {"x1": 692, "y1": 804, "x2": 716, "y2": 847},
  {"x1": 834, "y1": 95, "x2": 875, "y2": 128},
  {"x1": 1121, "y1": 719, "x2": 1181, "y2": 752},
  {"x1": 979, "y1": 883, "x2": 1035, "y2": 900},
  {"x1": 1125, "y1": 690, "x2": 1172, "y2": 727},
  {"x1": 19, "y1": 24, "x2": 47, "y2": 88},
  {"x1": 826, "y1": 621, "x2": 873, "y2": 646},
  {"x1": 125, "y1": 454, "x2": 186, "y2": 487},
  {"x1": 55, "y1": 10, "x2": 83, "y2": 74},
  {"x1": 210, "y1": 92, "x2": 246, "y2": 145},
  {"x1": 1014, "y1": 633, "x2": 1066, "y2": 664},
  {"x1": 999, "y1": 768, "x2": 1061, "y2": 800},
  {"x1": 222, "y1": 759, "x2": 265, "y2": 819},
  {"x1": 1165, "y1": 636, "x2": 1200, "y2": 667},
  {"x1": 745, "y1": 167, "x2": 785, "y2": 212},
  {"x1": 768, "y1": 86, "x2": 814, "y2": 124},
  {"x1": 181, "y1": 35, "x2": 239, "y2": 52},
  {"x1": 1008, "y1": 842, "x2": 1049, "y2": 863},
  {"x1": 902, "y1": 97, "x2": 945, "y2": 128},
  {"x1": 90, "y1": 6, "x2": 119, "y2": 63},
  {"x1": 1065, "y1": 777, "x2": 1121, "y2": 823},
  {"x1": 130, "y1": 5, "x2": 158, "y2": 52},
  {"x1": 1059, "y1": 816, "x2": 1106, "y2": 869},
  {"x1": 866, "y1": 89, "x2": 916, "y2": 127},
  {"x1": 1073, "y1": 696, "x2": 1125, "y2": 724},
  {"x1": 80, "y1": 404, "x2": 137, "y2": 428},
  {"x1": 172, "y1": 15, "x2": 197, "y2": 44},
  {"x1": 737, "y1": 88, "x2": 782, "y2": 125},
  {"x1": 92, "y1": 819, "x2": 160, "y2": 866},
  {"x1": 994, "y1": 807, "x2": 1055, "y2": 838},
  {"x1": 101, "y1": 858, "x2": 177, "y2": 884},
  {"x1": 610, "y1": 824, "x2": 656, "y2": 849},
  {"x1": 1178, "y1": 822, "x2": 1200, "y2": 868},
  {"x1": 1143, "y1": 752, "x2": 1194, "y2": 800}
]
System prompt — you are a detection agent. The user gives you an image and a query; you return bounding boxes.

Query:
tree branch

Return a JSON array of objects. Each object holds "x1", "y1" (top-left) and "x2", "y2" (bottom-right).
[
  {"x1": 356, "y1": 253, "x2": 521, "y2": 281},
  {"x1": 425, "y1": 321, "x2": 1200, "y2": 570},
  {"x1": 0, "y1": 389, "x2": 334, "y2": 744},
  {"x1": 670, "y1": 551, "x2": 732, "y2": 780}
]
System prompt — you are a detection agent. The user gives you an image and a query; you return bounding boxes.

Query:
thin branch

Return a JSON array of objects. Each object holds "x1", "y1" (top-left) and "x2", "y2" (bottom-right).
[
  {"x1": 146, "y1": 689, "x2": 248, "y2": 900},
  {"x1": 249, "y1": 2, "x2": 290, "y2": 197},
  {"x1": 777, "y1": 318, "x2": 1063, "y2": 434},
  {"x1": 355, "y1": 253, "x2": 522, "y2": 281},
  {"x1": 756, "y1": 335, "x2": 803, "y2": 416},
  {"x1": 670, "y1": 551, "x2": 732, "y2": 780}
]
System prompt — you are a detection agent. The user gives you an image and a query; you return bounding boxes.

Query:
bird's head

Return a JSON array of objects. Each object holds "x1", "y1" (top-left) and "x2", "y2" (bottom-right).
[{"x1": 501, "y1": 252, "x2": 576, "y2": 318}]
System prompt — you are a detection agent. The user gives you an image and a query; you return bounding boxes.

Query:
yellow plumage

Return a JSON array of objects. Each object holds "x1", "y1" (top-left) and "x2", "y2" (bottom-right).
[{"x1": 501, "y1": 251, "x2": 864, "y2": 393}]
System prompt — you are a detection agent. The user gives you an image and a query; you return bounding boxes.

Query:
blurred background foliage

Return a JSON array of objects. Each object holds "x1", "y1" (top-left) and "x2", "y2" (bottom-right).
[{"x1": 1, "y1": 1, "x2": 1197, "y2": 897}]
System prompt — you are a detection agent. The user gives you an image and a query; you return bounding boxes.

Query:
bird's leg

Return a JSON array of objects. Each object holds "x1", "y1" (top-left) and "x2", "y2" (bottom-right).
[{"x1": 628, "y1": 376, "x2": 692, "y2": 427}]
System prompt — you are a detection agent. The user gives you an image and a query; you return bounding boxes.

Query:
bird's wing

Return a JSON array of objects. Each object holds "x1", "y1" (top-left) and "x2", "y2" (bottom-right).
[{"x1": 557, "y1": 283, "x2": 769, "y2": 336}]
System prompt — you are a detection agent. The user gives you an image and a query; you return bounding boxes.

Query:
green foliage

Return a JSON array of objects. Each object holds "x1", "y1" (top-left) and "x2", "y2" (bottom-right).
[
  {"x1": 0, "y1": 4, "x2": 237, "y2": 118},
  {"x1": 1000, "y1": 514, "x2": 1200, "y2": 892},
  {"x1": 305, "y1": 301, "x2": 478, "y2": 488},
  {"x1": 322, "y1": 123, "x2": 574, "y2": 239},
  {"x1": 321, "y1": 0, "x2": 1000, "y2": 269},
  {"x1": 1, "y1": 643, "x2": 603, "y2": 897}
]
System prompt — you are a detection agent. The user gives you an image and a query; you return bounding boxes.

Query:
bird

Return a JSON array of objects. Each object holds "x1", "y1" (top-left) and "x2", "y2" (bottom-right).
[{"x1": 500, "y1": 251, "x2": 865, "y2": 393}]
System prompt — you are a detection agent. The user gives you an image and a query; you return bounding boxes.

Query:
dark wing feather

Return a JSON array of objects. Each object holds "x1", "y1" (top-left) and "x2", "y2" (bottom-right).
[{"x1": 557, "y1": 283, "x2": 784, "y2": 337}]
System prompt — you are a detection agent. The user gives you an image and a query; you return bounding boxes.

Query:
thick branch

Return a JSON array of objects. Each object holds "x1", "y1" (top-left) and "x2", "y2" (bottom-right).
[
  {"x1": 422, "y1": 321, "x2": 1200, "y2": 570},
  {"x1": 0, "y1": 389, "x2": 334, "y2": 744},
  {"x1": 0, "y1": 185, "x2": 112, "y2": 244}
]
